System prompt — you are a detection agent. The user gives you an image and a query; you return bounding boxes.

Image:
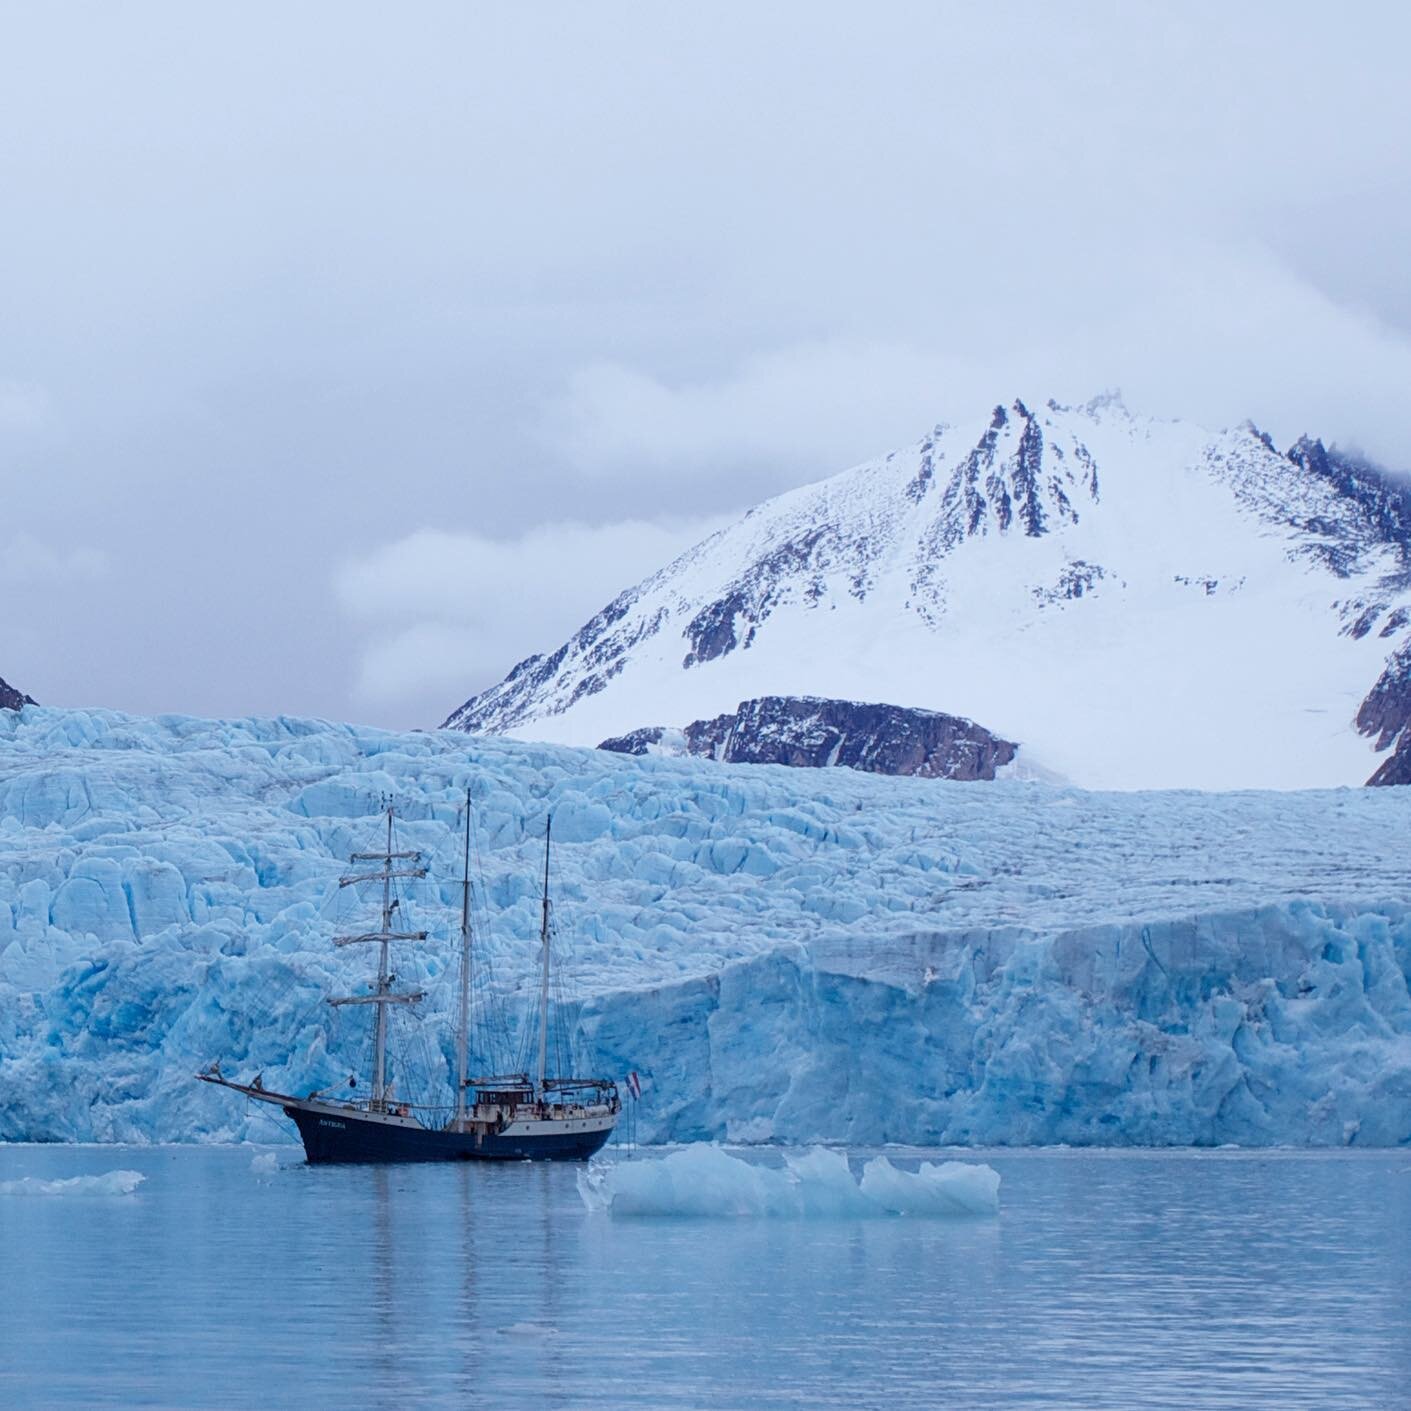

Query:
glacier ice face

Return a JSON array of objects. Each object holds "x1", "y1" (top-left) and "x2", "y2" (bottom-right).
[
  {"x1": 576, "y1": 1145, "x2": 1001, "y2": 1218},
  {"x1": 1, "y1": 705, "x2": 1410, "y2": 1147}
]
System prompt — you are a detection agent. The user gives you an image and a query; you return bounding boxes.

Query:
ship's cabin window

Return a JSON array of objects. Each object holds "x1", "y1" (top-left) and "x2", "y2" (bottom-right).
[{"x1": 479, "y1": 1088, "x2": 531, "y2": 1105}]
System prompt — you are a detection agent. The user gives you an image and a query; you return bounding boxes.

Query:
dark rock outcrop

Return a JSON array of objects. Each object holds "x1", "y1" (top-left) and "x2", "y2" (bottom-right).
[
  {"x1": 1287, "y1": 436, "x2": 1411, "y2": 579},
  {"x1": 1358, "y1": 644, "x2": 1411, "y2": 753},
  {"x1": 600, "y1": 695, "x2": 1018, "y2": 781},
  {"x1": 1367, "y1": 738, "x2": 1411, "y2": 786},
  {"x1": 0, "y1": 676, "x2": 36, "y2": 712}
]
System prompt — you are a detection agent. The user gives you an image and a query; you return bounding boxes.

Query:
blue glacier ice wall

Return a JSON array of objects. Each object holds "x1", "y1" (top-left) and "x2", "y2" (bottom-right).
[{"x1": 1, "y1": 705, "x2": 1409, "y2": 1146}]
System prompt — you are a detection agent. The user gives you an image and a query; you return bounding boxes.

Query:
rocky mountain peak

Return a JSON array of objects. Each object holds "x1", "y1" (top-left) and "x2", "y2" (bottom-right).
[{"x1": 441, "y1": 398, "x2": 1411, "y2": 790}]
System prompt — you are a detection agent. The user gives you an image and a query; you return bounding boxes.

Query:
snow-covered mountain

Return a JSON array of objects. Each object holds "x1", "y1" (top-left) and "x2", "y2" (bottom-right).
[{"x1": 442, "y1": 396, "x2": 1411, "y2": 790}]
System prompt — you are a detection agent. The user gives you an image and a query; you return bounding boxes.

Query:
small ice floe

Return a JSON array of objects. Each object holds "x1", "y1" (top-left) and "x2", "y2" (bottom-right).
[
  {"x1": 577, "y1": 1145, "x2": 999, "y2": 1218},
  {"x1": 0, "y1": 1169, "x2": 145, "y2": 1198},
  {"x1": 497, "y1": 1322, "x2": 558, "y2": 1338},
  {"x1": 249, "y1": 1152, "x2": 280, "y2": 1174}
]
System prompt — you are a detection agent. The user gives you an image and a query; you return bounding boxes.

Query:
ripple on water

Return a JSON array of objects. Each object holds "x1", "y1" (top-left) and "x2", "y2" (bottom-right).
[{"x1": 0, "y1": 1146, "x2": 1406, "y2": 1410}]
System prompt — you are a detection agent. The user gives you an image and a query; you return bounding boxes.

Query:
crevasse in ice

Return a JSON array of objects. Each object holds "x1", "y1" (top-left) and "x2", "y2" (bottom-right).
[{"x1": 1, "y1": 705, "x2": 1409, "y2": 1146}]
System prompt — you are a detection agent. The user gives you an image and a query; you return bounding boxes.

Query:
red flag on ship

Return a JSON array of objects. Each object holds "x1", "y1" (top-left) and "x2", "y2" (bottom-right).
[{"x1": 626, "y1": 1071, "x2": 642, "y2": 1100}]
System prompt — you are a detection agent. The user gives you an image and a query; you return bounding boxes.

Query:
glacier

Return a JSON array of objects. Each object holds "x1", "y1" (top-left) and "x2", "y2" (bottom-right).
[{"x1": 2, "y1": 704, "x2": 1411, "y2": 1147}]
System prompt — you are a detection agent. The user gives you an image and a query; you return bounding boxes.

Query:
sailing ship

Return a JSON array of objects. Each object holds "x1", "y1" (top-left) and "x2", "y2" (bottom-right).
[{"x1": 197, "y1": 797, "x2": 620, "y2": 1163}]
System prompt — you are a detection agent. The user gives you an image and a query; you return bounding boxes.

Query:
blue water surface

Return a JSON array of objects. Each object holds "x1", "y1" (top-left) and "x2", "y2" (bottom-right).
[{"x1": 0, "y1": 1145, "x2": 1407, "y2": 1410}]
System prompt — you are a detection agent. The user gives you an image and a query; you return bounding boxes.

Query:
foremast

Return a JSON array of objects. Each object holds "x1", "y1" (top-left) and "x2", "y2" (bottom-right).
[{"x1": 329, "y1": 806, "x2": 428, "y2": 1113}]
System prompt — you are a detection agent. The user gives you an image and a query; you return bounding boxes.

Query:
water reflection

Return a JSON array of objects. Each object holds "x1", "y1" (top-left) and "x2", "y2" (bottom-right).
[
  {"x1": 454, "y1": 1164, "x2": 480, "y2": 1403},
  {"x1": 369, "y1": 1166, "x2": 397, "y2": 1411},
  {"x1": 0, "y1": 1147, "x2": 1406, "y2": 1410}
]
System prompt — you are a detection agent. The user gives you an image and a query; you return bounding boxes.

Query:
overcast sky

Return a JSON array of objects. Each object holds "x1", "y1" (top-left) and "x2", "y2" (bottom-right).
[{"x1": 4, "y1": 2, "x2": 1411, "y2": 728}]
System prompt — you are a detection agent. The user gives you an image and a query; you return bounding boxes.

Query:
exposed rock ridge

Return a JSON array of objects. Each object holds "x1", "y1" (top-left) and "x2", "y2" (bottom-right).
[
  {"x1": 599, "y1": 695, "x2": 1018, "y2": 781},
  {"x1": 0, "y1": 677, "x2": 36, "y2": 712}
]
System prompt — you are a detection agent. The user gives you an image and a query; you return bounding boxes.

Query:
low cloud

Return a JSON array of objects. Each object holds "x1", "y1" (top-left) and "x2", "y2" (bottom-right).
[
  {"x1": 1, "y1": 534, "x2": 108, "y2": 583},
  {"x1": 6, "y1": 5, "x2": 1411, "y2": 725},
  {"x1": 544, "y1": 341, "x2": 973, "y2": 488},
  {"x1": 336, "y1": 517, "x2": 729, "y2": 723},
  {"x1": 544, "y1": 242, "x2": 1411, "y2": 487},
  {"x1": 0, "y1": 380, "x2": 51, "y2": 433}
]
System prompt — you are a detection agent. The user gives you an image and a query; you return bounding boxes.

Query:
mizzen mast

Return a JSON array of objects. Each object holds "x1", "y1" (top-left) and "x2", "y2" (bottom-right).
[
  {"x1": 454, "y1": 788, "x2": 473, "y2": 1127},
  {"x1": 329, "y1": 805, "x2": 428, "y2": 1113},
  {"x1": 535, "y1": 814, "x2": 553, "y2": 1097}
]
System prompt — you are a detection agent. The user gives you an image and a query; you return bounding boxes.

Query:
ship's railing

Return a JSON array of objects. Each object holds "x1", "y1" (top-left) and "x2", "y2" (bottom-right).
[
  {"x1": 317, "y1": 1077, "x2": 619, "y2": 1122},
  {"x1": 542, "y1": 1077, "x2": 619, "y2": 1095}
]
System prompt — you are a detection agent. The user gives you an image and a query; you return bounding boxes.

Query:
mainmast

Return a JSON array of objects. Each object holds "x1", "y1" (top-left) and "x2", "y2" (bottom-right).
[
  {"x1": 536, "y1": 814, "x2": 552, "y2": 1096},
  {"x1": 454, "y1": 788, "x2": 472, "y2": 1127},
  {"x1": 329, "y1": 805, "x2": 428, "y2": 1113}
]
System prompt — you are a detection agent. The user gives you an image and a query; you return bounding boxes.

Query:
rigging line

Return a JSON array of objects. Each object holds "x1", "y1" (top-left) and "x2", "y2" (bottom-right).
[
  {"x1": 410, "y1": 1014, "x2": 442, "y2": 1104},
  {"x1": 256, "y1": 970, "x2": 327, "y2": 1066},
  {"x1": 553, "y1": 978, "x2": 578, "y2": 1079},
  {"x1": 479, "y1": 964, "x2": 516, "y2": 1076},
  {"x1": 390, "y1": 1001, "x2": 436, "y2": 1108},
  {"x1": 556, "y1": 978, "x2": 575, "y2": 1076},
  {"x1": 540, "y1": 849, "x2": 586, "y2": 1080},
  {"x1": 471, "y1": 928, "x2": 514, "y2": 1067},
  {"x1": 465, "y1": 816, "x2": 523, "y2": 1073},
  {"x1": 353, "y1": 1025, "x2": 375, "y2": 1096},
  {"x1": 406, "y1": 1031, "x2": 434, "y2": 1109}
]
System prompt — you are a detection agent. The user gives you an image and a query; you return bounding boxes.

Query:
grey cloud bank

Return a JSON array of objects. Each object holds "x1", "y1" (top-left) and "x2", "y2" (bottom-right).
[{"x1": 2, "y1": 2, "x2": 1409, "y2": 727}]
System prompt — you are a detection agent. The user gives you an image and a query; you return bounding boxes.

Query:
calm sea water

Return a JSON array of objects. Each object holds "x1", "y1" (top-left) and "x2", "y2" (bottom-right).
[{"x1": 0, "y1": 1144, "x2": 1407, "y2": 1410}]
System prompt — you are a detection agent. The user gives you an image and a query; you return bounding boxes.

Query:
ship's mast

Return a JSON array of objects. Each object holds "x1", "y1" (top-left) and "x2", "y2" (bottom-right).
[
  {"x1": 374, "y1": 807, "x2": 393, "y2": 1105},
  {"x1": 536, "y1": 815, "x2": 552, "y2": 1097},
  {"x1": 454, "y1": 788, "x2": 472, "y2": 1127},
  {"x1": 329, "y1": 804, "x2": 428, "y2": 1113}
]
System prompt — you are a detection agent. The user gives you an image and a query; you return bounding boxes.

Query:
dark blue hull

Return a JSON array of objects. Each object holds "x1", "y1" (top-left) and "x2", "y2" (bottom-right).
[{"x1": 287, "y1": 1106, "x2": 614, "y2": 1165}]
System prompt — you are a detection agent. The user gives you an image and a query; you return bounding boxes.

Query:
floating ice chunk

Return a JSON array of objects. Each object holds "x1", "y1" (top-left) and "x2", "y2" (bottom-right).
[
  {"x1": 249, "y1": 1152, "x2": 279, "y2": 1174},
  {"x1": 578, "y1": 1144, "x2": 787, "y2": 1216},
  {"x1": 498, "y1": 1323, "x2": 558, "y2": 1338},
  {"x1": 0, "y1": 1169, "x2": 145, "y2": 1197},
  {"x1": 576, "y1": 1144, "x2": 998, "y2": 1218},
  {"x1": 858, "y1": 1156, "x2": 1001, "y2": 1215}
]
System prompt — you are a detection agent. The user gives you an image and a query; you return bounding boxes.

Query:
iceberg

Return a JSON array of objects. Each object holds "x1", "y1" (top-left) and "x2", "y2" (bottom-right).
[
  {"x1": 0, "y1": 1169, "x2": 144, "y2": 1197},
  {"x1": 576, "y1": 1145, "x2": 1000, "y2": 1218},
  {"x1": 1, "y1": 705, "x2": 1410, "y2": 1147}
]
